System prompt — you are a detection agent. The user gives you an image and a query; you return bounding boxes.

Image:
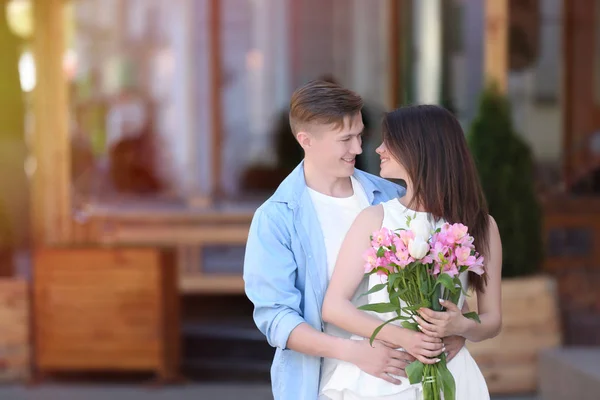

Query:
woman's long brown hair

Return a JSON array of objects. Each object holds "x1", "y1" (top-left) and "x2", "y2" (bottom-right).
[{"x1": 382, "y1": 105, "x2": 490, "y2": 293}]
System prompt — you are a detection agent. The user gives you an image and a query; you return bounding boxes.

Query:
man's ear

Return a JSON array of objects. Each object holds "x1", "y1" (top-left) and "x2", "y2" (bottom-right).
[{"x1": 296, "y1": 131, "x2": 312, "y2": 150}]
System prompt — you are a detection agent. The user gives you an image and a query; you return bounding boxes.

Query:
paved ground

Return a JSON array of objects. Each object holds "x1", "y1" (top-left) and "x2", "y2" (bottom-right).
[{"x1": 0, "y1": 384, "x2": 538, "y2": 399}]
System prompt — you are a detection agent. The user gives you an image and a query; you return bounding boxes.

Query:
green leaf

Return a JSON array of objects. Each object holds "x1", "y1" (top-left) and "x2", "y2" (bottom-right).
[
  {"x1": 389, "y1": 289, "x2": 401, "y2": 300},
  {"x1": 357, "y1": 303, "x2": 398, "y2": 313},
  {"x1": 402, "y1": 304, "x2": 423, "y2": 313},
  {"x1": 449, "y1": 288, "x2": 461, "y2": 305},
  {"x1": 406, "y1": 360, "x2": 424, "y2": 385},
  {"x1": 430, "y1": 284, "x2": 443, "y2": 312},
  {"x1": 419, "y1": 271, "x2": 431, "y2": 295},
  {"x1": 463, "y1": 311, "x2": 482, "y2": 323},
  {"x1": 437, "y1": 361, "x2": 456, "y2": 400},
  {"x1": 401, "y1": 321, "x2": 419, "y2": 331},
  {"x1": 376, "y1": 247, "x2": 386, "y2": 258},
  {"x1": 360, "y1": 283, "x2": 387, "y2": 297},
  {"x1": 365, "y1": 267, "x2": 388, "y2": 278},
  {"x1": 367, "y1": 316, "x2": 405, "y2": 345},
  {"x1": 387, "y1": 273, "x2": 400, "y2": 289},
  {"x1": 436, "y1": 273, "x2": 456, "y2": 292},
  {"x1": 390, "y1": 293, "x2": 400, "y2": 308}
]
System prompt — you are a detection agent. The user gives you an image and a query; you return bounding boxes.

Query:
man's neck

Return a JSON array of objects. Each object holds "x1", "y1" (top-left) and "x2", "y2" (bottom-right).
[{"x1": 304, "y1": 162, "x2": 353, "y2": 198}]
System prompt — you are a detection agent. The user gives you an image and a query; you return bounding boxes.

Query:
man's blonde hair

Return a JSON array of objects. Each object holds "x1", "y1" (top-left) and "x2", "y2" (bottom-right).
[{"x1": 289, "y1": 80, "x2": 363, "y2": 136}]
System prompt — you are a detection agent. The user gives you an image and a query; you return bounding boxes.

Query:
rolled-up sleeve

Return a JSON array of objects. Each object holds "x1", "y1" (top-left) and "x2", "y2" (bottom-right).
[{"x1": 243, "y1": 208, "x2": 305, "y2": 349}]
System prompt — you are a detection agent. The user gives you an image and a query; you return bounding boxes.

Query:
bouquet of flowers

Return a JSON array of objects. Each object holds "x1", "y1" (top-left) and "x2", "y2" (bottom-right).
[{"x1": 359, "y1": 216, "x2": 485, "y2": 400}]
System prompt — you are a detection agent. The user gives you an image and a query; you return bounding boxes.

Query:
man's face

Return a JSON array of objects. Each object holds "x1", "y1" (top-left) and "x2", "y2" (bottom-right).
[{"x1": 299, "y1": 112, "x2": 364, "y2": 178}]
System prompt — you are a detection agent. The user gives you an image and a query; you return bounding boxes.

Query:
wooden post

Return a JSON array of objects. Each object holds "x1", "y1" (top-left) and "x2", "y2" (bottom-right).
[
  {"x1": 32, "y1": 0, "x2": 71, "y2": 244},
  {"x1": 388, "y1": 0, "x2": 401, "y2": 109},
  {"x1": 484, "y1": 0, "x2": 509, "y2": 92}
]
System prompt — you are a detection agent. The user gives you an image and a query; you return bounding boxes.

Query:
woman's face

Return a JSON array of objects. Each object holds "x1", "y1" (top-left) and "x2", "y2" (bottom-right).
[{"x1": 376, "y1": 141, "x2": 409, "y2": 182}]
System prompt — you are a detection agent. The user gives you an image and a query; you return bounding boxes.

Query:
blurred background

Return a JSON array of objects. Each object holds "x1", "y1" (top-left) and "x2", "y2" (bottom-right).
[{"x1": 0, "y1": 0, "x2": 598, "y2": 399}]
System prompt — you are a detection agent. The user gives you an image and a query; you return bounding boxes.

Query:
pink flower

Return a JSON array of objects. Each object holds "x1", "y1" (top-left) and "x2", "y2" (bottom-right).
[
  {"x1": 430, "y1": 241, "x2": 450, "y2": 264},
  {"x1": 397, "y1": 229, "x2": 415, "y2": 247},
  {"x1": 432, "y1": 259, "x2": 459, "y2": 277},
  {"x1": 392, "y1": 236, "x2": 405, "y2": 252},
  {"x1": 363, "y1": 248, "x2": 379, "y2": 273},
  {"x1": 376, "y1": 268, "x2": 389, "y2": 278},
  {"x1": 387, "y1": 253, "x2": 401, "y2": 267},
  {"x1": 459, "y1": 234, "x2": 475, "y2": 248},
  {"x1": 380, "y1": 253, "x2": 397, "y2": 271},
  {"x1": 363, "y1": 246, "x2": 395, "y2": 273},
  {"x1": 454, "y1": 246, "x2": 486, "y2": 275},
  {"x1": 467, "y1": 255, "x2": 485, "y2": 275},
  {"x1": 454, "y1": 246, "x2": 472, "y2": 266},
  {"x1": 421, "y1": 255, "x2": 433, "y2": 264},
  {"x1": 440, "y1": 223, "x2": 469, "y2": 245},
  {"x1": 444, "y1": 262, "x2": 460, "y2": 277},
  {"x1": 394, "y1": 248, "x2": 414, "y2": 268},
  {"x1": 371, "y1": 228, "x2": 393, "y2": 248}
]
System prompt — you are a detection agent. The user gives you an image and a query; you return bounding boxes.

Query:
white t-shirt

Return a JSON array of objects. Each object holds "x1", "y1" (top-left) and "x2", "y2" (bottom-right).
[
  {"x1": 308, "y1": 176, "x2": 370, "y2": 280},
  {"x1": 308, "y1": 176, "x2": 370, "y2": 340},
  {"x1": 308, "y1": 177, "x2": 371, "y2": 398}
]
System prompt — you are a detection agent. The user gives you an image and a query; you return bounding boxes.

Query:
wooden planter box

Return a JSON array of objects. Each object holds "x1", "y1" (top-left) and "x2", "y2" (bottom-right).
[
  {"x1": 542, "y1": 195, "x2": 600, "y2": 345},
  {"x1": 466, "y1": 275, "x2": 562, "y2": 395},
  {"x1": 32, "y1": 248, "x2": 179, "y2": 382},
  {"x1": 0, "y1": 279, "x2": 30, "y2": 382}
]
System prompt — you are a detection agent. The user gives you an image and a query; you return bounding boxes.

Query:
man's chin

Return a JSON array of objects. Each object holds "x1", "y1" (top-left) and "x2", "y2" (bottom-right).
[{"x1": 341, "y1": 164, "x2": 355, "y2": 175}]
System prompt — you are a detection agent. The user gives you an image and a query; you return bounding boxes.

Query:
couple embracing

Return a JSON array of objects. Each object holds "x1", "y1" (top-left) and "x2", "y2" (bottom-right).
[{"x1": 244, "y1": 80, "x2": 502, "y2": 400}]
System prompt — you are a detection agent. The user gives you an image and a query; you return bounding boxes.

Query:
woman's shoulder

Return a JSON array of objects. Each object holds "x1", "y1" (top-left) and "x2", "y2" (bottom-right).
[
  {"x1": 487, "y1": 214, "x2": 501, "y2": 242},
  {"x1": 352, "y1": 204, "x2": 385, "y2": 234}
]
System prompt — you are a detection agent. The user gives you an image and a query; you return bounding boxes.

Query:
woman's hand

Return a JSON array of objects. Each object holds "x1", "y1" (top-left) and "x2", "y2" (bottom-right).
[
  {"x1": 414, "y1": 299, "x2": 470, "y2": 338},
  {"x1": 398, "y1": 329, "x2": 445, "y2": 365}
]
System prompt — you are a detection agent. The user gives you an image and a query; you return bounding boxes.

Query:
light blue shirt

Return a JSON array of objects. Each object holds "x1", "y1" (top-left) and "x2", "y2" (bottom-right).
[{"x1": 243, "y1": 162, "x2": 405, "y2": 400}]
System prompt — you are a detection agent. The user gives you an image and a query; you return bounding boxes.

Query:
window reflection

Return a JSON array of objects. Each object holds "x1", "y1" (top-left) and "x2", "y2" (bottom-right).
[
  {"x1": 219, "y1": 0, "x2": 391, "y2": 199},
  {"x1": 69, "y1": 0, "x2": 195, "y2": 207},
  {"x1": 68, "y1": 0, "x2": 393, "y2": 209}
]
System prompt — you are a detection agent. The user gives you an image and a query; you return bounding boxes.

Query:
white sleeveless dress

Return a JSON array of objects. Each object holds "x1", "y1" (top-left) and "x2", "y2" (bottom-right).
[{"x1": 320, "y1": 199, "x2": 490, "y2": 400}]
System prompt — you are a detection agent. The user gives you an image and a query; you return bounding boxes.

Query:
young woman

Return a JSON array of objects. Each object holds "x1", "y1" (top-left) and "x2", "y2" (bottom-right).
[{"x1": 320, "y1": 105, "x2": 502, "y2": 399}]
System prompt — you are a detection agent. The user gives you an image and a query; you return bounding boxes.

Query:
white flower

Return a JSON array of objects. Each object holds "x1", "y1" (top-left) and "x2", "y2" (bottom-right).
[
  {"x1": 408, "y1": 237, "x2": 429, "y2": 260},
  {"x1": 409, "y1": 218, "x2": 433, "y2": 241}
]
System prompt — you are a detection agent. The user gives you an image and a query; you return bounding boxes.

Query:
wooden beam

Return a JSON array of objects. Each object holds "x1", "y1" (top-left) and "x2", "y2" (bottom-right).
[
  {"x1": 484, "y1": 0, "x2": 509, "y2": 92},
  {"x1": 209, "y1": 0, "x2": 223, "y2": 197},
  {"x1": 97, "y1": 223, "x2": 250, "y2": 246},
  {"x1": 180, "y1": 275, "x2": 245, "y2": 294},
  {"x1": 32, "y1": 0, "x2": 71, "y2": 245},
  {"x1": 561, "y1": 0, "x2": 574, "y2": 188}
]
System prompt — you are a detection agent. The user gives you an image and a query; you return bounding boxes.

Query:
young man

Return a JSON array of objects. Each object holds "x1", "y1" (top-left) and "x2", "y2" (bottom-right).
[{"x1": 243, "y1": 81, "x2": 465, "y2": 400}]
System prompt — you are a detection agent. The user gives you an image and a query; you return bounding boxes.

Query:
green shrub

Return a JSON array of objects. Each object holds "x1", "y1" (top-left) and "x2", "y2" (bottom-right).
[{"x1": 467, "y1": 85, "x2": 543, "y2": 278}]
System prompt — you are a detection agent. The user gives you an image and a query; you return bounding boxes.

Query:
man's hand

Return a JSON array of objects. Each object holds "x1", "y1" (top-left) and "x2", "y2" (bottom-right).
[
  {"x1": 346, "y1": 339, "x2": 415, "y2": 385},
  {"x1": 442, "y1": 335, "x2": 465, "y2": 362}
]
